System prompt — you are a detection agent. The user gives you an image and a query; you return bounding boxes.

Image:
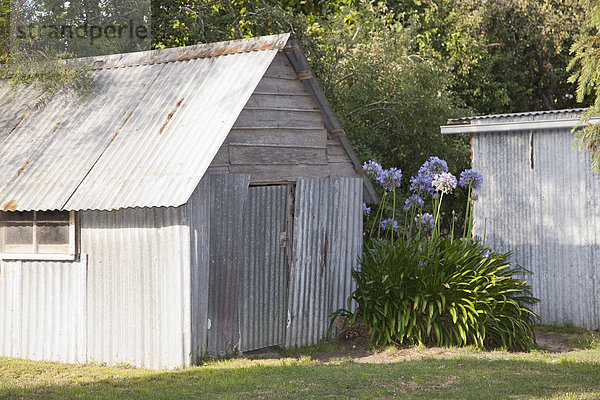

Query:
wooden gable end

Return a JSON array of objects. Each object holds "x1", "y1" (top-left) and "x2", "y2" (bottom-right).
[{"x1": 208, "y1": 51, "x2": 358, "y2": 184}]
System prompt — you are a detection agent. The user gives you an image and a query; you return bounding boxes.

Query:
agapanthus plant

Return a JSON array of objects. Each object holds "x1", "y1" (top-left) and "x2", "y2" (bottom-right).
[
  {"x1": 362, "y1": 158, "x2": 482, "y2": 243},
  {"x1": 409, "y1": 174, "x2": 433, "y2": 196},
  {"x1": 363, "y1": 203, "x2": 371, "y2": 215},
  {"x1": 404, "y1": 194, "x2": 423, "y2": 211},
  {"x1": 458, "y1": 168, "x2": 483, "y2": 238},
  {"x1": 415, "y1": 213, "x2": 434, "y2": 233},
  {"x1": 381, "y1": 218, "x2": 399, "y2": 232},
  {"x1": 459, "y1": 169, "x2": 483, "y2": 190},
  {"x1": 362, "y1": 160, "x2": 383, "y2": 180},
  {"x1": 432, "y1": 172, "x2": 457, "y2": 194},
  {"x1": 409, "y1": 156, "x2": 449, "y2": 196},
  {"x1": 378, "y1": 167, "x2": 402, "y2": 192}
]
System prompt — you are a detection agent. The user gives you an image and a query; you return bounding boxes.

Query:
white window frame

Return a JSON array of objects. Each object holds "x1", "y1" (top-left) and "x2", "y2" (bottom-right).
[{"x1": 0, "y1": 211, "x2": 77, "y2": 261}]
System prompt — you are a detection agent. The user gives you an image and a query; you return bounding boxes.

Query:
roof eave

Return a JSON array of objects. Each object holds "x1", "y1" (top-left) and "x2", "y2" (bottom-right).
[{"x1": 441, "y1": 117, "x2": 600, "y2": 135}]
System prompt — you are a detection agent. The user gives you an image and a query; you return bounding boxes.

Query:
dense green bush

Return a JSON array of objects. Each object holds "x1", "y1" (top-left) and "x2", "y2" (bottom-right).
[
  {"x1": 335, "y1": 158, "x2": 538, "y2": 351},
  {"x1": 347, "y1": 237, "x2": 538, "y2": 351}
]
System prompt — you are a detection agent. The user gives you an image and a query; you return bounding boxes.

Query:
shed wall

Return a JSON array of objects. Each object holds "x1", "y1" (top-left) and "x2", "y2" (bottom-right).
[
  {"x1": 472, "y1": 128, "x2": 600, "y2": 329},
  {"x1": 0, "y1": 257, "x2": 87, "y2": 363},
  {"x1": 208, "y1": 52, "x2": 357, "y2": 181},
  {"x1": 81, "y1": 206, "x2": 193, "y2": 369}
]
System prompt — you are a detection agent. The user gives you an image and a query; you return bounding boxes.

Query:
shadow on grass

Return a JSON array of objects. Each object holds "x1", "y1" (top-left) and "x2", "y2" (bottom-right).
[{"x1": 2, "y1": 355, "x2": 600, "y2": 399}]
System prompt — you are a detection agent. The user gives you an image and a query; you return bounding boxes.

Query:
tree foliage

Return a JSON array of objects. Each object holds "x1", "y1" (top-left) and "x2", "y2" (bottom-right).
[
  {"x1": 568, "y1": 0, "x2": 600, "y2": 172},
  {"x1": 391, "y1": 0, "x2": 584, "y2": 115}
]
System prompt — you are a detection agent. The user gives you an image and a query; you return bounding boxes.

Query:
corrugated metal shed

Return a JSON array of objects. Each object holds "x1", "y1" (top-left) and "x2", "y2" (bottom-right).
[
  {"x1": 0, "y1": 33, "x2": 377, "y2": 211},
  {"x1": 0, "y1": 34, "x2": 288, "y2": 212},
  {"x1": 0, "y1": 34, "x2": 368, "y2": 368},
  {"x1": 441, "y1": 109, "x2": 600, "y2": 329}
]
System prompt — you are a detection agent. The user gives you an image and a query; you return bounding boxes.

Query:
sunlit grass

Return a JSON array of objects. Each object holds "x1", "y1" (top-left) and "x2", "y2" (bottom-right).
[{"x1": 2, "y1": 328, "x2": 600, "y2": 399}]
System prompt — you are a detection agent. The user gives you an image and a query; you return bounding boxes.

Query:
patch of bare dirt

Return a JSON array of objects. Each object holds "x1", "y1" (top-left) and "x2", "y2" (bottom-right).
[{"x1": 534, "y1": 330, "x2": 576, "y2": 353}]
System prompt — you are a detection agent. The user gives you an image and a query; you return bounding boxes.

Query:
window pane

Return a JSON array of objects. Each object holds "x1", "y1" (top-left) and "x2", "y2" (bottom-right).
[
  {"x1": 0, "y1": 211, "x2": 34, "y2": 222},
  {"x1": 36, "y1": 211, "x2": 70, "y2": 222},
  {"x1": 2, "y1": 222, "x2": 33, "y2": 253},
  {"x1": 37, "y1": 223, "x2": 69, "y2": 245}
]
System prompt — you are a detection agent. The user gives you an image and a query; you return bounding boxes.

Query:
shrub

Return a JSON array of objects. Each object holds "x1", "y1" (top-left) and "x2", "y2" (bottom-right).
[
  {"x1": 349, "y1": 237, "x2": 538, "y2": 351},
  {"x1": 335, "y1": 157, "x2": 539, "y2": 351}
]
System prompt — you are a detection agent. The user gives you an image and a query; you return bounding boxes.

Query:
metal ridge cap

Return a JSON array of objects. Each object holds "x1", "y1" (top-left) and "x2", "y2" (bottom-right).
[
  {"x1": 441, "y1": 117, "x2": 600, "y2": 134},
  {"x1": 66, "y1": 33, "x2": 292, "y2": 70}
]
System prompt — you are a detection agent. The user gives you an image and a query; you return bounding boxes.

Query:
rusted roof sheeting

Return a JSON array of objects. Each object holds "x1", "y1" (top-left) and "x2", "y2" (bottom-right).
[{"x1": 0, "y1": 34, "x2": 288, "y2": 211}]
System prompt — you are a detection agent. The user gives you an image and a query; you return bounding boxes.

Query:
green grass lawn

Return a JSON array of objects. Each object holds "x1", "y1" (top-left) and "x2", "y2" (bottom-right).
[{"x1": 2, "y1": 330, "x2": 600, "y2": 399}]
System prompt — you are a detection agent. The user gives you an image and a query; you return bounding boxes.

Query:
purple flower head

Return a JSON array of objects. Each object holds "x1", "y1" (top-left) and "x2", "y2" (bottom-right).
[
  {"x1": 432, "y1": 172, "x2": 457, "y2": 194},
  {"x1": 409, "y1": 174, "x2": 432, "y2": 195},
  {"x1": 410, "y1": 157, "x2": 449, "y2": 196},
  {"x1": 419, "y1": 157, "x2": 448, "y2": 177},
  {"x1": 458, "y1": 169, "x2": 483, "y2": 190},
  {"x1": 415, "y1": 213, "x2": 434, "y2": 233},
  {"x1": 381, "y1": 218, "x2": 399, "y2": 232},
  {"x1": 403, "y1": 194, "x2": 423, "y2": 211},
  {"x1": 377, "y1": 167, "x2": 402, "y2": 191},
  {"x1": 362, "y1": 203, "x2": 371, "y2": 215},
  {"x1": 362, "y1": 160, "x2": 383, "y2": 180}
]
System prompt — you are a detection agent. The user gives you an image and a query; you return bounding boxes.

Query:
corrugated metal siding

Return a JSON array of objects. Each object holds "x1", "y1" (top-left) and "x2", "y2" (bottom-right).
[
  {"x1": 286, "y1": 178, "x2": 362, "y2": 347},
  {"x1": 472, "y1": 128, "x2": 600, "y2": 329},
  {"x1": 188, "y1": 175, "x2": 211, "y2": 364},
  {"x1": 239, "y1": 185, "x2": 288, "y2": 351},
  {"x1": 206, "y1": 174, "x2": 249, "y2": 356},
  {"x1": 81, "y1": 206, "x2": 192, "y2": 369},
  {"x1": 0, "y1": 257, "x2": 87, "y2": 363},
  {"x1": 0, "y1": 36, "x2": 285, "y2": 212}
]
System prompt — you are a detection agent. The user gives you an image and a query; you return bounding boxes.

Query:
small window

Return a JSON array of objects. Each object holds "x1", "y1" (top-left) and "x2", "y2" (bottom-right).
[{"x1": 0, "y1": 210, "x2": 76, "y2": 260}]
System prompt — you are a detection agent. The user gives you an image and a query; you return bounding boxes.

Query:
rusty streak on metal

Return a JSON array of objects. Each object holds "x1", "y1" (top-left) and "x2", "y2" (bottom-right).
[
  {"x1": 2, "y1": 200, "x2": 17, "y2": 211},
  {"x1": 17, "y1": 160, "x2": 30, "y2": 176},
  {"x1": 159, "y1": 97, "x2": 185, "y2": 135},
  {"x1": 530, "y1": 131, "x2": 535, "y2": 170},
  {"x1": 52, "y1": 121, "x2": 62, "y2": 133},
  {"x1": 321, "y1": 232, "x2": 328, "y2": 277},
  {"x1": 89, "y1": 37, "x2": 287, "y2": 70},
  {"x1": 112, "y1": 111, "x2": 132, "y2": 141},
  {"x1": 9, "y1": 113, "x2": 27, "y2": 135}
]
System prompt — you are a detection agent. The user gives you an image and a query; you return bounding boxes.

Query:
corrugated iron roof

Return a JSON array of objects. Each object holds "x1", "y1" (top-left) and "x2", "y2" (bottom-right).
[
  {"x1": 447, "y1": 108, "x2": 585, "y2": 124},
  {"x1": 0, "y1": 34, "x2": 290, "y2": 211}
]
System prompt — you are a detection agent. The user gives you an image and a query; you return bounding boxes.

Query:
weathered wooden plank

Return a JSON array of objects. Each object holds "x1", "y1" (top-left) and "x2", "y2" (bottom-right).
[
  {"x1": 228, "y1": 128, "x2": 326, "y2": 148},
  {"x1": 327, "y1": 140, "x2": 347, "y2": 156},
  {"x1": 329, "y1": 162, "x2": 357, "y2": 177},
  {"x1": 254, "y1": 75, "x2": 308, "y2": 95},
  {"x1": 233, "y1": 109, "x2": 323, "y2": 128},
  {"x1": 327, "y1": 154, "x2": 353, "y2": 164},
  {"x1": 210, "y1": 143, "x2": 229, "y2": 166},
  {"x1": 327, "y1": 140, "x2": 353, "y2": 164},
  {"x1": 263, "y1": 52, "x2": 298, "y2": 80},
  {"x1": 206, "y1": 165, "x2": 229, "y2": 174},
  {"x1": 244, "y1": 93, "x2": 317, "y2": 110},
  {"x1": 229, "y1": 145, "x2": 327, "y2": 165},
  {"x1": 229, "y1": 164, "x2": 329, "y2": 183}
]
